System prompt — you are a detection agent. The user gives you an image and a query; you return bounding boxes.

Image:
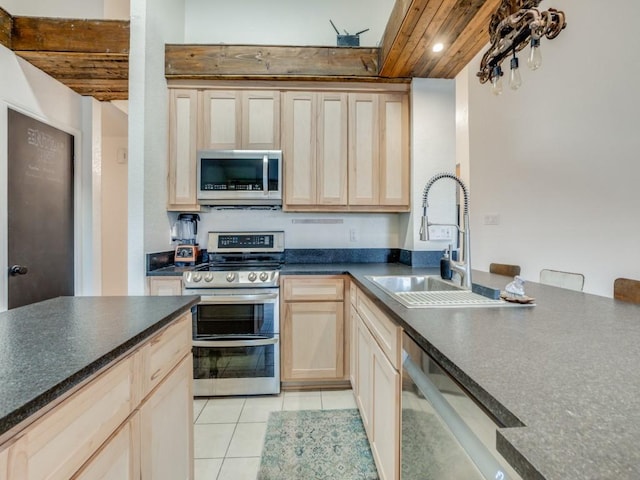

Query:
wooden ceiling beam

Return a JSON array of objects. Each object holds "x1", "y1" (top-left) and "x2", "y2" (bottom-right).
[
  {"x1": 11, "y1": 17, "x2": 129, "y2": 53},
  {"x1": 379, "y1": 0, "x2": 501, "y2": 79},
  {"x1": 5, "y1": 13, "x2": 129, "y2": 100},
  {"x1": 411, "y1": 0, "x2": 489, "y2": 77},
  {"x1": 0, "y1": 7, "x2": 12, "y2": 49},
  {"x1": 166, "y1": 44, "x2": 380, "y2": 79},
  {"x1": 429, "y1": 0, "x2": 499, "y2": 78}
]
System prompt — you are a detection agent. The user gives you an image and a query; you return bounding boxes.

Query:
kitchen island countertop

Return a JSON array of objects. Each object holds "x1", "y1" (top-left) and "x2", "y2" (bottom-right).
[
  {"x1": 147, "y1": 261, "x2": 640, "y2": 479},
  {"x1": 0, "y1": 295, "x2": 199, "y2": 441},
  {"x1": 282, "y1": 263, "x2": 640, "y2": 480}
]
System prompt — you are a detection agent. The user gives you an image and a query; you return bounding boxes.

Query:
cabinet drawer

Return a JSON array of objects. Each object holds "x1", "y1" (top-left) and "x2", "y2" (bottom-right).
[
  {"x1": 356, "y1": 292, "x2": 402, "y2": 370},
  {"x1": 144, "y1": 312, "x2": 192, "y2": 396},
  {"x1": 5, "y1": 355, "x2": 136, "y2": 480},
  {"x1": 283, "y1": 276, "x2": 345, "y2": 301}
]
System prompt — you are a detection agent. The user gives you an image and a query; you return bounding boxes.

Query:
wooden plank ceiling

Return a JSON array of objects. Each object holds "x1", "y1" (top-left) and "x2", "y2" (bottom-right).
[{"x1": 1, "y1": 0, "x2": 502, "y2": 100}]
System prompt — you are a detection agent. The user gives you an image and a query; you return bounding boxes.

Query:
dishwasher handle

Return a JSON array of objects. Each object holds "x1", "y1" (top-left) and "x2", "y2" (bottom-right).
[{"x1": 403, "y1": 350, "x2": 511, "y2": 480}]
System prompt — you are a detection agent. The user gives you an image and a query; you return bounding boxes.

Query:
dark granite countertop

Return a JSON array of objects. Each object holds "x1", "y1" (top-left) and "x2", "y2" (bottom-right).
[
  {"x1": 0, "y1": 295, "x2": 199, "y2": 439},
  {"x1": 146, "y1": 260, "x2": 640, "y2": 478}
]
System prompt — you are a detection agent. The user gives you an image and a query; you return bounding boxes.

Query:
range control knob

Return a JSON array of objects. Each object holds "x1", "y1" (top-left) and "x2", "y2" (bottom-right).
[
  {"x1": 204, "y1": 273, "x2": 213, "y2": 282},
  {"x1": 247, "y1": 272, "x2": 257, "y2": 282},
  {"x1": 192, "y1": 273, "x2": 202, "y2": 283},
  {"x1": 259, "y1": 272, "x2": 269, "y2": 282},
  {"x1": 226, "y1": 272, "x2": 237, "y2": 283}
]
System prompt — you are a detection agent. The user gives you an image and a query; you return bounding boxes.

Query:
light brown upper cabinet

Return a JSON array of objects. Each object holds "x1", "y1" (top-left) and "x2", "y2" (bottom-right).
[
  {"x1": 283, "y1": 90, "x2": 409, "y2": 212},
  {"x1": 167, "y1": 89, "x2": 200, "y2": 211},
  {"x1": 166, "y1": 84, "x2": 409, "y2": 213},
  {"x1": 349, "y1": 93, "x2": 409, "y2": 209},
  {"x1": 282, "y1": 92, "x2": 348, "y2": 207},
  {"x1": 201, "y1": 90, "x2": 280, "y2": 150}
]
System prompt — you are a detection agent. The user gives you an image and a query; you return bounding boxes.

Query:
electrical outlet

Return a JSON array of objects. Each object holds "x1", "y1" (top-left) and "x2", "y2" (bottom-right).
[
  {"x1": 483, "y1": 214, "x2": 500, "y2": 225},
  {"x1": 428, "y1": 225, "x2": 454, "y2": 241},
  {"x1": 349, "y1": 228, "x2": 358, "y2": 242}
]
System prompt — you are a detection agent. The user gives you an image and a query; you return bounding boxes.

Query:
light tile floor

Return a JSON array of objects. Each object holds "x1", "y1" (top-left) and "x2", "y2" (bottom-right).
[{"x1": 193, "y1": 389, "x2": 357, "y2": 480}]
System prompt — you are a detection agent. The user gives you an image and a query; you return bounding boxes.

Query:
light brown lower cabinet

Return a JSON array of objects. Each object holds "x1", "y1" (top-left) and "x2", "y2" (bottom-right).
[
  {"x1": 281, "y1": 276, "x2": 349, "y2": 384},
  {"x1": 0, "y1": 313, "x2": 193, "y2": 480},
  {"x1": 147, "y1": 276, "x2": 183, "y2": 296},
  {"x1": 73, "y1": 415, "x2": 140, "y2": 480},
  {"x1": 140, "y1": 355, "x2": 193, "y2": 480},
  {"x1": 352, "y1": 285, "x2": 401, "y2": 480}
]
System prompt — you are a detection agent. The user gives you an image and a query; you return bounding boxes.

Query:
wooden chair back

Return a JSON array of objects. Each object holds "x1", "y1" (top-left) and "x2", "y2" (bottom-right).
[
  {"x1": 539, "y1": 269, "x2": 584, "y2": 291},
  {"x1": 614, "y1": 278, "x2": 640, "y2": 304},
  {"x1": 489, "y1": 263, "x2": 521, "y2": 277}
]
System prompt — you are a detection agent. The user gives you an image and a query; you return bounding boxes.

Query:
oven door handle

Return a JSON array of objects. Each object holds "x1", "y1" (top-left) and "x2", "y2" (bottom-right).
[
  {"x1": 198, "y1": 293, "x2": 279, "y2": 304},
  {"x1": 193, "y1": 337, "x2": 279, "y2": 348}
]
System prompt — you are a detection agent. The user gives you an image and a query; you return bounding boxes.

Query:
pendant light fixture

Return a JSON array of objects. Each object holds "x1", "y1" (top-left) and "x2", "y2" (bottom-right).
[{"x1": 477, "y1": 0, "x2": 566, "y2": 93}]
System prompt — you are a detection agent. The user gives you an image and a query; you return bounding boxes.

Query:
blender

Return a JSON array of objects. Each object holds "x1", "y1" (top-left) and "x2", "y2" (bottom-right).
[{"x1": 171, "y1": 213, "x2": 200, "y2": 265}]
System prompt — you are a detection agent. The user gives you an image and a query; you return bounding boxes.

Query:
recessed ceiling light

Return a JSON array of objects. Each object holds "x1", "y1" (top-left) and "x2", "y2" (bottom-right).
[{"x1": 432, "y1": 43, "x2": 444, "y2": 53}]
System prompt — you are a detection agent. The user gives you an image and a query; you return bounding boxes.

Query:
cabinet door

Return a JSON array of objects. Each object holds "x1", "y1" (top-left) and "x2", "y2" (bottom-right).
[
  {"x1": 168, "y1": 89, "x2": 199, "y2": 211},
  {"x1": 348, "y1": 94, "x2": 379, "y2": 205},
  {"x1": 356, "y1": 315, "x2": 373, "y2": 436},
  {"x1": 201, "y1": 90, "x2": 241, "y2": 149},
  {"x1": 282, "y1": 301, "x2": 345, "y2": 381},
  {"x1": 379, "y1": 94, "x2": 409, "y2": 207},
  {"x1": 140, "y1": 355, "x2": 193, "y2": 480},
  {"x1": 283, "y1": 92, "x2": 317, "y2": 205},
  {"x1": 147, "y1": 277, "x2": 183, "y2": 296},
  {"x1": 317, "y1": 93, "x2": 348, "y2": 205},
  {"x1": 349, "y1": 304, "x2": 359, "y2": 393},
  {"x1": 242, "y1": 91, "x2": 280, "y2": 149},
  {"x1": 371, "y1": 341, "x2": 401, "y2": 480},
  {"x1": 72, "y1": 415, "x2": 140, "y2": 480}
]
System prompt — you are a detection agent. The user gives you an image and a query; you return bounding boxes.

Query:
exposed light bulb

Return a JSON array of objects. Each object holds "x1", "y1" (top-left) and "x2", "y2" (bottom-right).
[
  {"x1": 490, "y1": 66, "x2": 503, "y2": 96},
  {"x1": 509, "y1": 56, "x2": 522, "y2": 90},
  {"x1": 432, "y1": 43, "x2": 444, "y2": 53},
  {"x1": 527, "y1": 37, "x2": 542, "y2": 70}
]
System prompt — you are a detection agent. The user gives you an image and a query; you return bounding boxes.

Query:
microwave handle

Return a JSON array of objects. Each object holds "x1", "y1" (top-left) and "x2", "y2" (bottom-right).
[{"x1": 262, "y1": 154, "x2": 268, "y2": 195}]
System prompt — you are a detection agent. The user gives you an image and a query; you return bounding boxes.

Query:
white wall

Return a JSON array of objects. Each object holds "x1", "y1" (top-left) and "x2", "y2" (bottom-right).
[
  {"x1": 404, "y1": 78, "x2": 457, "y2": 252},
  {"x1": 184, "y1": 0, "x2": 394, "y2": 46},
  {"x1": 0, "y1": 45, "x2": 93, "y2": 310},
  {"x1": 101, "y1": 104, "x2": 128, "y2": 295},
  {"x1": 460, "y1": 0, "x2": 640, "y2": 297},
  {"x1": 190, "y1": 211, "x2": 400, "y2": 250},
  {"x1": 128, "y1": 0, "x2": 185, "y2": 294}
]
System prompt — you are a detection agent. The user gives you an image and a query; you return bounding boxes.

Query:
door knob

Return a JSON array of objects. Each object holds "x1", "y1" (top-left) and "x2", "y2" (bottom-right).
[{"x1": 9, "y1": 265, "x2": 28, "y2": 276}]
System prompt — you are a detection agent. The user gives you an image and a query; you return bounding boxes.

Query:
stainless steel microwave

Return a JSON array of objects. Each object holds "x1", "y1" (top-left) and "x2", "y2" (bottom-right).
[{"x1": 197, "y1": 150, "x2": 282, "y2": 206}]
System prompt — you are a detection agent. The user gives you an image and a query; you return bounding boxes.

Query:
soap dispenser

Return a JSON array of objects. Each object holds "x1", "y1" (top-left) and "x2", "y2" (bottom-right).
[{"x1": 440, "y1": 245, "x2": 452, "y2": 280}]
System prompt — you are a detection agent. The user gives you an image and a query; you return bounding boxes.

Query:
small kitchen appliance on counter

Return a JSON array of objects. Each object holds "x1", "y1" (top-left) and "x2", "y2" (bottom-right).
[{"x1": 171, "y1": 213, "x2": 200, "y2": 265}]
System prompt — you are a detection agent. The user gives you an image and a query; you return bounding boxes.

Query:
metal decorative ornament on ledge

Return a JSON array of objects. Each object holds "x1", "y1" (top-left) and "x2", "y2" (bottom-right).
[{"x1": 477, "y1": 0, "x2": 566, "y2": 95}]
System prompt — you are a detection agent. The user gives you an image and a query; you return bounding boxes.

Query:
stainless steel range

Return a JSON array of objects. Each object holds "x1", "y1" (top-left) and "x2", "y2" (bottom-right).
[{"x1": 184, "y1": 231, "x2": 284, "y2": 396}]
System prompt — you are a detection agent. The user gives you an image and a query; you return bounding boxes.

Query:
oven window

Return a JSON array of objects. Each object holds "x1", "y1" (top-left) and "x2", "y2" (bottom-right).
[
  {"x1": 193, "y1": 343, "x2": 276, "y2": 379},
  {"x1": 196, "y1": 303, "x2": 275, "y2": 336}
]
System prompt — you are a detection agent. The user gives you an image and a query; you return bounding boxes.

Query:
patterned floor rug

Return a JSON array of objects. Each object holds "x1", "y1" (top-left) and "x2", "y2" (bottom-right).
[{"x1": 257, "y1": 409, "x2": 379, "y2": 480}]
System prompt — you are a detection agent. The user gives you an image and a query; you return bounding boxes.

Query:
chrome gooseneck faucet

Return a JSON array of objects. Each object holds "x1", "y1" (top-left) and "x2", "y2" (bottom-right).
[{"x1": 419, "y1": 172, "x2": 472, "y2": 289}]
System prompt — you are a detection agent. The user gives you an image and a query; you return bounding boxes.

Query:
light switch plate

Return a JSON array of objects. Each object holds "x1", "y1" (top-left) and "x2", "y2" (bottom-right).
[{"x1": 428, "y1": 225, "x2": 454, "y2": 241}]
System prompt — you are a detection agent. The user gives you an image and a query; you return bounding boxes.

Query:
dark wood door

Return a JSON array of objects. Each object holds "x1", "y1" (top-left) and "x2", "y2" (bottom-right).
[{"x1": 7, "y1": 109, "x2": 75, "y2": 309}]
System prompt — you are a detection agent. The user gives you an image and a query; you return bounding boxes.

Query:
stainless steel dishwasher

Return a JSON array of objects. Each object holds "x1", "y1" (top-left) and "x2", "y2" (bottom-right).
[{"x1": 401, "y1": 332, "x2": 521, "y2": 480}]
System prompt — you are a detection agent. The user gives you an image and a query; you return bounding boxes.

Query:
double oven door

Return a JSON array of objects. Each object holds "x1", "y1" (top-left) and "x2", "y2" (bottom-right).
[{"x1": 191, "y1": 287, "x2": 280, "y2": 396}]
